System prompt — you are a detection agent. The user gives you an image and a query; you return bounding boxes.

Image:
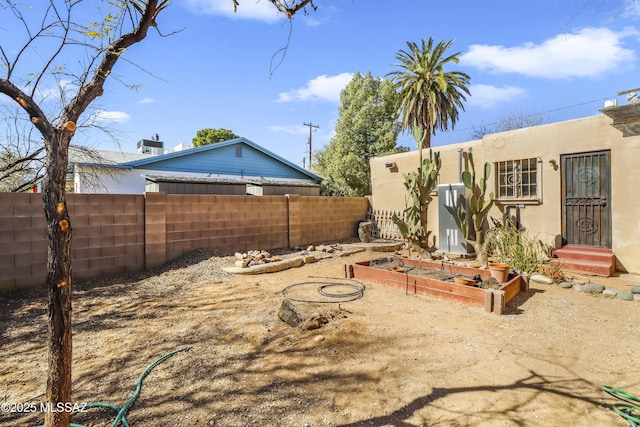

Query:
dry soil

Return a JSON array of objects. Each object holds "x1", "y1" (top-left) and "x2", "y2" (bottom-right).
[{"x1": 1, "y1": 248, "x2": 639, "y2": 426}]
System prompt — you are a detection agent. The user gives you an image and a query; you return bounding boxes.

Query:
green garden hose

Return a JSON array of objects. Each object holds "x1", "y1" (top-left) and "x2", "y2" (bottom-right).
[
  {"x1": 602, "y1": 385, "x2": 640, "y2": 427},
  {"x1": 35, "y1": 346, "x2": 190, "y2": 427}
]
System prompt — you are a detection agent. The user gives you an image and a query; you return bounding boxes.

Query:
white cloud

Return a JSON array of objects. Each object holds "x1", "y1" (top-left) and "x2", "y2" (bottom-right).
[
  {"x1": 267, "y1": 124, "x2": 308, "y2": 134},
  {"x1": 461, "y1": 27, "x2": 637, "y2": 79},
  {"x1": 92, "y1": 110, "x2": 131, "y2": 123},
  {"x1": 275, "y1": 72, "x2": 353, "y2": 103},
  {"x1": 468, "y1": 84, "x2": 526, "y2": 108},
  {"x1": 139, "y1": 97, "x2": 156, "y2": 104},
  {"x1": 30, "y1": 79, "x2": 78, "y2": 104},
  {"x1": 624, "y1": 0, "x2": 640, "y2": 17},
  {"x1": 184, "y1": 0, "x2": 282, "y2": 23}
]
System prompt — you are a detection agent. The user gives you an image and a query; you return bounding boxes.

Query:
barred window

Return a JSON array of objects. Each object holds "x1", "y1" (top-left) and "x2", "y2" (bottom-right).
[{"x1": 496, "y1": 158, "x2": 538, "y2": 199}]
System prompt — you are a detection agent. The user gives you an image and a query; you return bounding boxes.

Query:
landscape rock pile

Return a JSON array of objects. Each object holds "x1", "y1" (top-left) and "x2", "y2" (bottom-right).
[{"x1": 234, "y1": 250, "x2": 282, "y2": 268}]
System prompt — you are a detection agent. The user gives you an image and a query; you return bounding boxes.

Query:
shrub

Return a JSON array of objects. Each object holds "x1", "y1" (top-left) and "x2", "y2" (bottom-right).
[{"x1": 487, "y1": 219, "x2": 551, "y2": 274}]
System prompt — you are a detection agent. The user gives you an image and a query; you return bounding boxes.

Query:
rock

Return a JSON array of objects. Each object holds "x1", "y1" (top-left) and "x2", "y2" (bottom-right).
[
  {"x1": 573, "y1": 284, "x2": 584, "y2": 292},
  {"x1": 632, "y1": 286, "x2": 640, "y2": 294},
  {"x1": 307, "y1": 245, "x2": 315, "y2": 251},
  {"x1": 278, "y1": 300, "x2": 305, "y2": 327},
  {"x1": 301, "y1": 313, "x2": 331, "y2": 331},
  {"x1": 603, "y1": 289, "x2": 619, "y2": 297},
  {"x1": 235, "y1": 259, "x2": 249, "y2": 268},
  {"x1": 303, "y1": 255, "x2": 317, "y2": 264},
  {"x1": 559, "y1": 281, "x2": 573, "y2": 289},
  {"x1": 313, "y1": 335, "x2": 325, "y2": 342},
  {"x1": 582, "y1": 283, "x2": 606, "y2": 294},
  {"x1": 572, "y1": 279, "x2": 586, "y2": 286},
  {"x1": 234, "y1": 252, "x2": 244, "y2": 260},
  {"x1": 617, "y1": 291, "x2": 634, "y2": 301},
  {"x1": 358, "y1": 221, "x2": 372, "y2": 243},
  {"x1": 530, "y1": 274, "x2": 554, "y2": 284},
  {"x1": 634, "y1": 294, "x2": 640, "y2": 301},
  {"x1": 223, "y1": 257, "x2": 304, "y2": 274}
]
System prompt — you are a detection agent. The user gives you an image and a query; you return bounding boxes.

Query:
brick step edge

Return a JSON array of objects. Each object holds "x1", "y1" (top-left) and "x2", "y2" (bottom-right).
[{"x1": 550, "y1": 259, "x2": 614, "y2": 277}]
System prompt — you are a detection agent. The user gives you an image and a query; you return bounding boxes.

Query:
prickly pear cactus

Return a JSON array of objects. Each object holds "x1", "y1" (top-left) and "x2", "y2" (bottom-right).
[
  {"x1": 456, "y1": 148, "x2": 494, "y2": 266},
  {"x1": 392, "y1": 126, "x2": 441, "y2": 258}
]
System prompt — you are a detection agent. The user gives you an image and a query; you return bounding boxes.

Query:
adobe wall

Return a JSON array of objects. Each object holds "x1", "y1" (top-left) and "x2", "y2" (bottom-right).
[
  {"x1": 369, "y1": 115, "x2": 640, "y2": 274},
  {"x1": 370, "y1": 140, "x2": 483, "y2": 242}
]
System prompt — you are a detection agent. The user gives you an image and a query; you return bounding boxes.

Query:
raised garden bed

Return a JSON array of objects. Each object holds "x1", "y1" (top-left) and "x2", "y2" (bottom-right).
[{"x1": 345, "y1": 256, "x2": 528, "y2": 314}]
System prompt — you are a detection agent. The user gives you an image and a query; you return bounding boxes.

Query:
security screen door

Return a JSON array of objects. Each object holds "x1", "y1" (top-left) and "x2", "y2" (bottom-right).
[{"x1": 561, "y1": 151, "x2": 611, "y2": 248}]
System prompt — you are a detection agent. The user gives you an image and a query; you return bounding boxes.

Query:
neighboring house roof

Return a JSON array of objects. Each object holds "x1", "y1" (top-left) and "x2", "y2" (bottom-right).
[
  {"x1": 143, "y1": 174, "x2": 320, "y2": 187},
  {"x1": 69, "y1": 146, "x2": 154, "y2": 167},
  {"x1": 123, "y1": 137, "x2": 322, "y2": 182}
]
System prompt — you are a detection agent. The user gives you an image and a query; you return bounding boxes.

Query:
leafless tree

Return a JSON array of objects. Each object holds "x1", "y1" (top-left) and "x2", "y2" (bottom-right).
[
  {"x1": 0, "y1": 1, "x2": 317, "y2": 426},
  {"x1": 470, "y1": 112, "x2": 546, "y2": 140},
  {"x1": 0, "y1": 108, "x2": 45, "y2": 192}
]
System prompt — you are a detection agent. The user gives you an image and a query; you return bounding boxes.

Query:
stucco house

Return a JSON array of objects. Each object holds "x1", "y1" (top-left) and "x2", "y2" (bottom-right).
[
  {"x1": 69, "y1": 137, "x2": 322, "y2": 195},
  {"x1": 370, "y1": 111, "x2": 640, "y2": 276}
]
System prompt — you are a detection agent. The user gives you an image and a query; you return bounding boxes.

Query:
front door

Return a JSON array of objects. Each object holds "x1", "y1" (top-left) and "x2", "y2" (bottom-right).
[{"x1": 561, "y1": 151, "x2": 611, "y2": 248}]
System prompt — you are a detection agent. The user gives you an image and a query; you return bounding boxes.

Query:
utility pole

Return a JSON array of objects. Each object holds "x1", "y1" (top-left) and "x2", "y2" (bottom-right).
[{"x1": 303, "y1": 122, "x2": 319, "y2": 168}]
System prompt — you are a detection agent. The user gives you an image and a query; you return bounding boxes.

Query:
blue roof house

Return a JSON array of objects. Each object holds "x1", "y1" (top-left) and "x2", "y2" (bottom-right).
[{"x1": 70, "y1": 137, "x2": 322, "y2": 195}]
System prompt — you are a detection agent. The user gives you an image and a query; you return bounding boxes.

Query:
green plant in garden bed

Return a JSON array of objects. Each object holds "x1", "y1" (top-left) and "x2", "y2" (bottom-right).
[
  {"x1": 487, "y1": 218, "x2": 551, "y2": 274},
  {"x1": 456, "y1": 147, "x2": 494, "y2": 267},
  {"x1": 392, "y1": 126, "x2": 441, "y2": 258}
]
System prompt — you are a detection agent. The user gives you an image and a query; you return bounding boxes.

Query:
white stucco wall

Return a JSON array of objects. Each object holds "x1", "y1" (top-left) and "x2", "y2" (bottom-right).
[{"x1": 74, "y1": 166, "x2": 148, "y2": 194}]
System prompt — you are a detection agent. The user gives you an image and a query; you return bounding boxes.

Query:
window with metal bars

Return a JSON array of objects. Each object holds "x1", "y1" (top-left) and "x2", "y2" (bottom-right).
[{"x1": 496, "y1": 158, "x2": 538, "y2": 199}]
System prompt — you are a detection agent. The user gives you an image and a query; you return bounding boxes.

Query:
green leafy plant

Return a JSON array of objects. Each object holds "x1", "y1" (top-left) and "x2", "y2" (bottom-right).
[
  {"x1": 487, "y1": 218, "x2": 551, "y2": 274},
  {"x1": 456, "y1": 148, "x2": 494, "y2": 267},
  {"x1": 392, "y1": 127, "x2": 441, "y2": 258}
]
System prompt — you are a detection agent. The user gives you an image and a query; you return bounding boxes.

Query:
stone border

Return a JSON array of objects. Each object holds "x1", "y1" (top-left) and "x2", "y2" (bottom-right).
[
  {"x1": 529, "y1": 274, "x2": 640, "y2": 302},
  {"x1": 223, "y1": 247, "x2": 365, "y2": 275}
]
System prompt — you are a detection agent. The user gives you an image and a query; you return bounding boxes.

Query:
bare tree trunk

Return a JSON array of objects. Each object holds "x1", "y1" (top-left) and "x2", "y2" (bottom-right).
[{"x1": 42, "y1": 131, "x2": 72, "y2": 427}]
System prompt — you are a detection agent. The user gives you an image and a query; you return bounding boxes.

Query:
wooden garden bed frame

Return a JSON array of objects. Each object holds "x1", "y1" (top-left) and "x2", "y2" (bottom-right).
[{"x1": 346, "y1": 256, "x2": 528, "y2": 315}]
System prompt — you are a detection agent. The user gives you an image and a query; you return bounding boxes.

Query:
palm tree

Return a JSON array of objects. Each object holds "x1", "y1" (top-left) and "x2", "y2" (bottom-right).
[{"x1": 387, "y1": 38, "x2": 470, "y2": 149}]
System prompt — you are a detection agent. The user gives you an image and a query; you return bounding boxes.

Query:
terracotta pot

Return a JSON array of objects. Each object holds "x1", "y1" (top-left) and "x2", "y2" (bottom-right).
[{"x1": 489, "y1": 263, "x2": 510, "y2": 283}]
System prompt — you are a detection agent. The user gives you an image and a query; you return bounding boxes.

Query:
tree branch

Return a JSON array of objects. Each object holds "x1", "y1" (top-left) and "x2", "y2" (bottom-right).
[
  {"x1": 267, "y1": 0, "x2": 316, "y2": 17},
  {"x1": 62, "y1": 0, "x2": 169, "y2": 123},
  {"x1": 0, "y1": 80, "x2": 55, "y2": 141}
]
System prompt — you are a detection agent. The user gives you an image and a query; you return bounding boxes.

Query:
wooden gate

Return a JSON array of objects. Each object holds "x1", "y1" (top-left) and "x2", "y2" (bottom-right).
[{"x1": 561, "y1": 151, "x2": 611, "y2": 248}]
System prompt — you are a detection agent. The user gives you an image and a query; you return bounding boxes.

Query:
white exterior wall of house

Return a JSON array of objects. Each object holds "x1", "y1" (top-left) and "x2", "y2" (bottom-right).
[{"x1": 74, "y1": 165, "x2": 149, "y2": 194}]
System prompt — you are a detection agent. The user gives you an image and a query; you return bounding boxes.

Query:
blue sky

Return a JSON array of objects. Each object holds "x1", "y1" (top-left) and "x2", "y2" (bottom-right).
[{"x1": 3, "y1": 0, "x2": 640, "y2": 168}]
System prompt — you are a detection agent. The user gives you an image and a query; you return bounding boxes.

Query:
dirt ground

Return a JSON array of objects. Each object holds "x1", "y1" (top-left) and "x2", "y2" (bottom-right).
[{"x1": 2, "y1": 247, "x2": 640, "y2": 427}]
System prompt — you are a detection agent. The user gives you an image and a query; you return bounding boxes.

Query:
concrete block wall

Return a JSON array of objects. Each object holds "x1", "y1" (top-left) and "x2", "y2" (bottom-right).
[
  {"x1": 0, "y1": 193, "x2": 47, "y2": 290},
  {"x1": 161, "y1": 195, "x2": 289, "y2": 264},
  {"x1": 67, "y1": 194, "x2": 145, "y2": 281},
  {"x1": 1, "y1": 193, "x2": 369, "y2": 292},
  {"x1": 288, "y1": 195, "x2": 370, "y2": 247}
]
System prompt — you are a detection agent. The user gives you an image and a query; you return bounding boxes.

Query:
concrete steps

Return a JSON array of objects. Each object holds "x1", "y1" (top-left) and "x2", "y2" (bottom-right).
[{"x1": 551, "y1": 246, "x2": 615, "y2": 277}]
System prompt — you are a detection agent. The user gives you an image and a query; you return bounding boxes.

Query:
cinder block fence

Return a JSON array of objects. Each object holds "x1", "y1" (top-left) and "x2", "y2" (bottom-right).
[{"x1": 0, "y1": 193, "x2": 369, "y2": 291}]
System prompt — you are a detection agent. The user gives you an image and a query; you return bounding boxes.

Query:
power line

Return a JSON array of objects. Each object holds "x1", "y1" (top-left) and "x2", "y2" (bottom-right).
[
  {"x1": 303, "y1": 122, "x2": 319, "y2": 168},
  {"x1": 443, "y1": 94, "x2": 619, "y2": 137}
]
